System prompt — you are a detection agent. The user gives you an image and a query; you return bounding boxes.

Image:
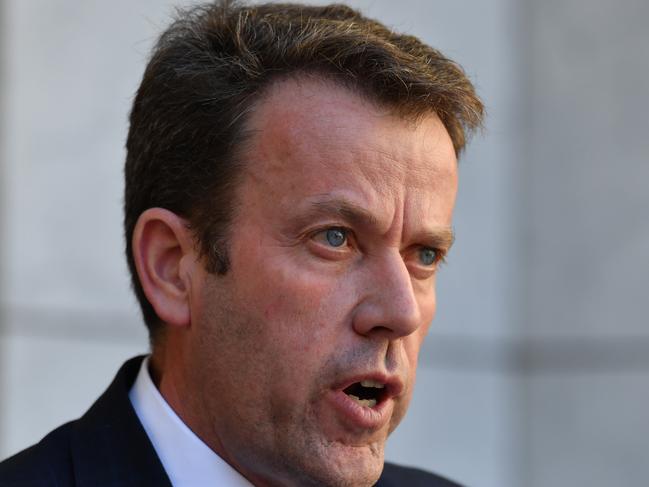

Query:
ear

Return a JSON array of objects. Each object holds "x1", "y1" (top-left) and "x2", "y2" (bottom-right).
[{"x1": 132, "y1": 208, "x2": 198, "y2": 329}]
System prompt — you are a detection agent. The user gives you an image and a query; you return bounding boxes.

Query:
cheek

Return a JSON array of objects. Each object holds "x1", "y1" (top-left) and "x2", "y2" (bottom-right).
[
  {"x1": 265, "y1": 289, "x2": 342, "y2": 357},
  {"x1": 237, "y1": 255, "x2": 351, "y2": 352},
  {"x1": 415, "y1": 279, "x2": 437, "y2": 329}
]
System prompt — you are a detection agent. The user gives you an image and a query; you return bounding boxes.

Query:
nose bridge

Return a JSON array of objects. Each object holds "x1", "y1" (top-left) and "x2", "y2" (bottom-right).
[{"x1": 353, "y1": 249, "x2": 422, "y2": 338}]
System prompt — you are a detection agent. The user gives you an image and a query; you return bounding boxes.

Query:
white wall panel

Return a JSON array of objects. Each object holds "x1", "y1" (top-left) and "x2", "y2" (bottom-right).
[{"x1": 0, "y1": 331, "x2": 146, "y2": 459}]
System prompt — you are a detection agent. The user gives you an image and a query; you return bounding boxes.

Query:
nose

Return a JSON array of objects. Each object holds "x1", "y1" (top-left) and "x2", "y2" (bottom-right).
[{"x1": 352, "y1": 251, "x2": 430, "y2": 339}]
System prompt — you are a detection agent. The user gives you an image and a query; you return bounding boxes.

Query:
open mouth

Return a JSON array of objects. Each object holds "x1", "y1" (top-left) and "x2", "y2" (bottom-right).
[{"x1": 342, "y1": 380, "x2": 386, "y2": 408}]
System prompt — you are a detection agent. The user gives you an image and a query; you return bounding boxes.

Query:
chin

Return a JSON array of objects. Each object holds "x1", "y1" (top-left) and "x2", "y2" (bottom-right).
[{"x1": 284, "y1": 440, "x2": 385, "y2": 487}]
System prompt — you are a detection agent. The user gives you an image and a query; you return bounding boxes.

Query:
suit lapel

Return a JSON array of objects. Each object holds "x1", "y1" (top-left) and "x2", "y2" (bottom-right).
[{"x1": 69, "y1": 356, "x2": 173, "y2": 487}]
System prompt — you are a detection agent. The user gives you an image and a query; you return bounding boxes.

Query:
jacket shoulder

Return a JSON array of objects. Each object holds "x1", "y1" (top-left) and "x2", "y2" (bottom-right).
[
  {"x1": 0, "y1": 421, "x2": 76, "y2": 486},
  {"x1": 378, "y1": 462, "x2": 463, "y2": 487},
  {"x1": 0, "y1": 357, "x2": 170, "y2": 487}
]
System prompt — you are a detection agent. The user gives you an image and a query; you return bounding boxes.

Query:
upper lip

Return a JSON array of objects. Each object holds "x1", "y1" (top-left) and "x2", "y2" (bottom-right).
[{"x1": 333, "y1": 372, "x2": 405, "y2": 401}]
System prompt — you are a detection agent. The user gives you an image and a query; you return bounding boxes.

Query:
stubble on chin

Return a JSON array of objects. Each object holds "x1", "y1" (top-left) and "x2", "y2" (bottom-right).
[
  {"x1": 267, "y1": 437, "x2": 385, "y2": 487},
  {"x1": 258, "y1": 406, "x2": 387, "y2": 487}
]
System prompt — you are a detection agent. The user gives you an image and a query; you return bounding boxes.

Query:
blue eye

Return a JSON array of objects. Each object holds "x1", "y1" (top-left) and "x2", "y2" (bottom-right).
[
  {"x1": 325, "y1": 228, "x2": 347, "y2": 247},
  {"x1": 419, "y1": 248, "x2": 438, "y2": 266}
]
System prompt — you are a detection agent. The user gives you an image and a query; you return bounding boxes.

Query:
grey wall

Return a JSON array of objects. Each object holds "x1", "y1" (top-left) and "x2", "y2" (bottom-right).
[
  {"x1": 0, "y1": 0, "x2": 172, "y2": 467},
  {"x1": 1, "y1": 1, "x2": 647, "y2": 486},
  {"x1": 523, "y1": 1, "x2": 649, "y2": 485}
]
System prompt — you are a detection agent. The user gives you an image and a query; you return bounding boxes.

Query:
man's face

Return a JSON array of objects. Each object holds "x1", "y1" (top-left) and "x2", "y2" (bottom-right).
[{"x1": 183, "y1": 78, "x2": 458, "y2": 487}]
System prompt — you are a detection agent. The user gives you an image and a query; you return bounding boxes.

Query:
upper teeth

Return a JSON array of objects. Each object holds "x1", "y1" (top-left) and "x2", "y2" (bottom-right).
[{"x1": 360, "y1": 380, "x2": 385, "y2": 389}]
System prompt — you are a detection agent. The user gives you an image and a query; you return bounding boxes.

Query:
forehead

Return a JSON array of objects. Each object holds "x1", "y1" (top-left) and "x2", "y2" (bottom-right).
[
  {"x1": 236, "y1": 77, "x2": 458, "y2": 233},
  {"x1": 243, "y1": 77, "x2": 456, "y2": 188}
]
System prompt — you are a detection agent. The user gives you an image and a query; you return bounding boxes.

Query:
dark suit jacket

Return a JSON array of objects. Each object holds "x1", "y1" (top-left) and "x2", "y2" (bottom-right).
[{"x1": 0, "y1": 356, "x2": 461, "y2": 486}]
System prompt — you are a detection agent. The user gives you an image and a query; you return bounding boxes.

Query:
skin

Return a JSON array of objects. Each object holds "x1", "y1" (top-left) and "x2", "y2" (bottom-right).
[{"x1": 134, "y1": 77, "x2": 458, "y2": 487}]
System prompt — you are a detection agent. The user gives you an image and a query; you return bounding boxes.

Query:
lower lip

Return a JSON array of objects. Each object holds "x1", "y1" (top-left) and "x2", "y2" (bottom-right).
[{"x1": 326, "y1": 389, "x2": 393, "y2": 431}]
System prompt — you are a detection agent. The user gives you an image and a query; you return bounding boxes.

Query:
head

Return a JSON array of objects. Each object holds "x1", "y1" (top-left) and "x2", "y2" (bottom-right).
[{"x1": 125, "y1": 2, "x2": 483, "y2": 486}]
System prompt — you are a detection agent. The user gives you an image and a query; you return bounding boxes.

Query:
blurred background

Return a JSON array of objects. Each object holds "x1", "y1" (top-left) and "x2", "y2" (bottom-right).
[{"x1": 0, "y1": 1, "x2": 647, "y2": 486}]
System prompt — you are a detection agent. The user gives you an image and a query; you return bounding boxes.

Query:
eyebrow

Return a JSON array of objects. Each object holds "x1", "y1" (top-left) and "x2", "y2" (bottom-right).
[
  {"x1": 308, "y1": 199, "x2": 379, "y2": 228},
  {"x1": 416, "y1": 227, "x2": 456, "y2": 252},
  {"x1": 295, "y1": 197, "x2": 455, "y2": 250}
]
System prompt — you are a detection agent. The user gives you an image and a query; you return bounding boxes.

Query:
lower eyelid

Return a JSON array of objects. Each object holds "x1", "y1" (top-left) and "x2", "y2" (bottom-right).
[{"x1": 407, "y1": 265, "x2": 437, "y2": 281}]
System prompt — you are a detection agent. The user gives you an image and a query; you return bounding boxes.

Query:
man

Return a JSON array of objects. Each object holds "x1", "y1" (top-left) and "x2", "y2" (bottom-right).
[{"x1": 0, "y1": 2, "x2": 483, "y2": 486}]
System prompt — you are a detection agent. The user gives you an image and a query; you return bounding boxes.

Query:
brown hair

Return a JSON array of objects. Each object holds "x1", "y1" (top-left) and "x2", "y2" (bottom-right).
[{"x1": 124, "y1": 0, "x2": 484, "y2": 342}]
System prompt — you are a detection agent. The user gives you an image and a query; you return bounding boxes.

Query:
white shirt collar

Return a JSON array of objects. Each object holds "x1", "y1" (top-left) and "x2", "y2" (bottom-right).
[{"x1": 129, "y1": 356, "x2": 254, "y2": 487}]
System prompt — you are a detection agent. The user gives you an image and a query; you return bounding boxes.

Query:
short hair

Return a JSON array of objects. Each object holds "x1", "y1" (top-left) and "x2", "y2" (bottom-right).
[{"x1": 124, "y1": 0, "x2": 484, "y2": 343}]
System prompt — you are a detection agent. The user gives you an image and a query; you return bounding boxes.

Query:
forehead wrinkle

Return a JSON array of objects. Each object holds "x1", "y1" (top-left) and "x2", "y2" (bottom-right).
[{"x1": 348, "y1": 136, "x2": 450, "y2": 198}]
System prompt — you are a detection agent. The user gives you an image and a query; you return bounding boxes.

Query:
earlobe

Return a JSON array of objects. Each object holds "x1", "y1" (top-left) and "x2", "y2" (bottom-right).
[{"x1": 132, "y1": 208, "x2": 196, "y2": 329}]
